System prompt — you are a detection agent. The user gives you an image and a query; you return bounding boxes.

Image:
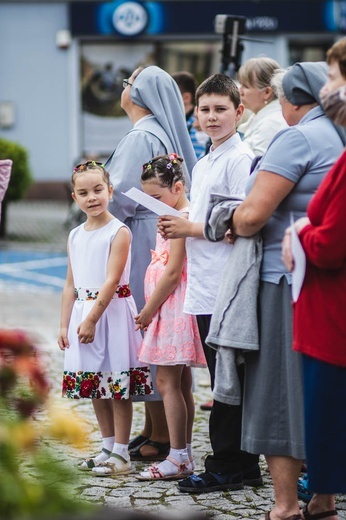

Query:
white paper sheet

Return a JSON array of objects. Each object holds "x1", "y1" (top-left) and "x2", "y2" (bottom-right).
[
  {"x1": 290, "y1": 215, "x2": 306, "y2": 303},
  {"x1": 122, "y1": 187, "x2": 180, "y2": 217}
]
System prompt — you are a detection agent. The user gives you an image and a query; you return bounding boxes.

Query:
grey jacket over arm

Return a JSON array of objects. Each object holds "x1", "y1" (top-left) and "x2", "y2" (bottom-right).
[{"x1": 204, "y1": 194, "x2": 263, "y2": 405}]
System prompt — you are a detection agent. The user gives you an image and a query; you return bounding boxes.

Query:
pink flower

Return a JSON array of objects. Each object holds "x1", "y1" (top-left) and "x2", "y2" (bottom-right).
[{"x1": 163, "y1": 345, "x2": 177, "y2": 361}]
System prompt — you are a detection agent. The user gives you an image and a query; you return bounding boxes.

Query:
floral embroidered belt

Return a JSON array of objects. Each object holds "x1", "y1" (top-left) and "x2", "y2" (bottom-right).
[{"x1": 75, "y1": 285, "x2": 132, "y2": 301}]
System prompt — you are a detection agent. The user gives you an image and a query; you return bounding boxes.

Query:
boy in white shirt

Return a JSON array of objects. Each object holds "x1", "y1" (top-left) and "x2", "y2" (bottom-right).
[{"x1": 158, "y1": 74, "x2": 263, "y2": 493}]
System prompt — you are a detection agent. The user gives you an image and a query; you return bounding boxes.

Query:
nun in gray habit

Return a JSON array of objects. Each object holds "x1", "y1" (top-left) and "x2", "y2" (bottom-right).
[
  {"x1": 208, "y1": 62, "x2": 345, "y2": 520},
  {"x1": 106, "y1": 66, "x2": 196, "y2": 411},
  {"x1": 107, "y1": 65, "x2": 196, "y2": 312}
]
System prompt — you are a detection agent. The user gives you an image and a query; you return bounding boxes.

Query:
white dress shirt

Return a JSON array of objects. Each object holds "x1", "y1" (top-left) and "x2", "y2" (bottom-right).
[{"x1": 184, "y1": 132, "x2": 254, "y2": 315}]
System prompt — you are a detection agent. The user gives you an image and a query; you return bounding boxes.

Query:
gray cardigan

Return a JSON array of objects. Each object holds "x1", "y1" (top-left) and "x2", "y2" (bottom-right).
[{"x1": 204, "y1": 194, "x2": 263, "y2": 404}]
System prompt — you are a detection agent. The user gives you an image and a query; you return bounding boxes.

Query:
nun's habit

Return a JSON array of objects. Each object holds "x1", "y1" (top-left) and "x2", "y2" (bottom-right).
[
  {"x1": 106, "y1": 66, "x2": 196, "y2": 402},
  {"x1": 106, "y1": 66, "x2": 196, "y2": 311}
]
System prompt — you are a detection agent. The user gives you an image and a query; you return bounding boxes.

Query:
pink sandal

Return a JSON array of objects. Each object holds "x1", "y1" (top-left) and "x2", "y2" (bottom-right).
[{"x1": 136, "y1": 455, "x2": 193, "y2": 481}]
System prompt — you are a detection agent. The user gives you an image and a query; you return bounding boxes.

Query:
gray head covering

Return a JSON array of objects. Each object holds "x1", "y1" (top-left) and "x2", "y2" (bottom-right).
[
  {"x1": 282, "y1": 61, "x2": 328, "y2": 106},
  {"x1": 130, "y1": 66, "x2": 196, "y2": 176},
  {"x1": 282, "y1": 61, "x2": 346, "y2": 144}
]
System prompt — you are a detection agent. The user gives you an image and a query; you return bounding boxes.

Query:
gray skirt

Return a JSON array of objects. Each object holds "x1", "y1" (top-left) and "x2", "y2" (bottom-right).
[{"x1": 241, "y1": 278, "x2": 306, "y2": 459}]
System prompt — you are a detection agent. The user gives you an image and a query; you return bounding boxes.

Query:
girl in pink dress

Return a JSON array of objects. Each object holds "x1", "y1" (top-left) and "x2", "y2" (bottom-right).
[{"x1": 135, "y1": 154, "x2": 206, "y2": 480}]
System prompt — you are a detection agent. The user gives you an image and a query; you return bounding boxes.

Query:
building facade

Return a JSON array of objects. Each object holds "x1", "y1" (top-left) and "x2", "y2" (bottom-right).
[{"x1": 0, "y1": 0, "x2": 344, "y2": 187}]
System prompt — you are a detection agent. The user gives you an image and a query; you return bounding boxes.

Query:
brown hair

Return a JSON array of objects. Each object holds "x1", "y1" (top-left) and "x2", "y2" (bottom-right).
[
  {"x1": 195, "y1": 74, "x2": 241, "y2": 108},
  {"x1": 326, "y1": 37, "x2": 346, "y2": 79},
  {"x1": 141, "y1": 153, "x2": 185, "y2": 189},
  {"x1": 71, "y1": 161, "x2": 111, "y2": 188},
  {"x1": 172, "y1": 71, "x2": 197, "y2": 100}
]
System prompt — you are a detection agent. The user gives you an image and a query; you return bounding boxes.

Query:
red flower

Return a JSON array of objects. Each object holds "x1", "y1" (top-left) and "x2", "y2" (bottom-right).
[
  {"x1": 80, "y1": 379, "x2": 93, "y2": 398},
  {"x1": 65, "y1": 375, "x2": 75, "y2": 389},
  {"x1": 116, "y1": 285, "x2": 132, "y2": 298}
]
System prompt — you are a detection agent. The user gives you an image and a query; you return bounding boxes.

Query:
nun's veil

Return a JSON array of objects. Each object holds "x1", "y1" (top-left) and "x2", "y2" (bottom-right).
[{"x1": 130, "y1": 66, "x2": 197, "y2": 179}]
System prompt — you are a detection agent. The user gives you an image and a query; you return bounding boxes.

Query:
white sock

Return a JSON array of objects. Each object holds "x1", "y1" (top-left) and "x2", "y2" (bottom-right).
[
  {"x1": 186, "y1": 443, "x2": 192, "y2": 460},
  {"x1": 103, "y1": 436, "x2": 115, "y2": 452},
  {"x1": 92, "y1": 436, "x2": 114, "y2": 463},
  {"x1": 109, "y1": 442, "x2": 130, "y2": 462},
  {"x1": 186, "y1": 443, "x2": 194, "y2": 470}
]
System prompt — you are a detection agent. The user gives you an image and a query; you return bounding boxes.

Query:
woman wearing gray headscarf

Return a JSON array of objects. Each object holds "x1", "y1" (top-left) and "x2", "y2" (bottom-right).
[
  {"x1": 226, "y1": 62, "x2": 345, "y2": 520},
  {"x1": 106, "y1": 65, "x2": 196, "y2": 461}
]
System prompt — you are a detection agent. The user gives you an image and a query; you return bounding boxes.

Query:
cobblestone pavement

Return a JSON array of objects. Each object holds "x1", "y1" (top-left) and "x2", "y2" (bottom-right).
[{"x1": 1, "y1": 201, "x2": 345, "y2": 519}]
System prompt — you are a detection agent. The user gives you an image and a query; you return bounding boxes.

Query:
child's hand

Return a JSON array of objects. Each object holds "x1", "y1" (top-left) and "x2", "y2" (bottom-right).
[
  {"x1": 134, "y1": 309, "x2": 153, "y2": 331},
  {"x1": 77, "y1": 320, "x2": 96, "y2": 344},
  {"x1": 158, "y1": 215, "x2": 190, "y2": 239},
  {"x1": 225, "y1": 228, "x2": 237, "y2": 244},
  {"x1": 58, "y1": 330, "x2": 69, "y2": 350}
]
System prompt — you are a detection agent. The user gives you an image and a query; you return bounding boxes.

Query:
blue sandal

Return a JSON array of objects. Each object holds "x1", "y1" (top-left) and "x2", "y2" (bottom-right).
[
  {"x1": 178, "y1": 471, "x2": 244, "y2": 494},
  {"x1": 298, "y1": 473, "x2": 313, "y2": 503}
]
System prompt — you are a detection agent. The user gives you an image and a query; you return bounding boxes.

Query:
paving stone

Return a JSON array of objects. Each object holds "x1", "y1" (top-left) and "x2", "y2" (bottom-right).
[{"x1": 1, "y1": 202, "x2": 346, "y2": 520}]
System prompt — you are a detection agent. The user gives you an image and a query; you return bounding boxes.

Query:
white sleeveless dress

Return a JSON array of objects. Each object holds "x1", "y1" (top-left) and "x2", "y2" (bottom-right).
[{"x1": 62, "y1": 218, "x2": 153, "y2": 400}]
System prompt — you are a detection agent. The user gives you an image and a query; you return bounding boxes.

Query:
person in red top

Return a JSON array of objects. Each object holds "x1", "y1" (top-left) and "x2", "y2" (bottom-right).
[{"x1": 282, "y1": 37, "x2": 346, "y2": 520}]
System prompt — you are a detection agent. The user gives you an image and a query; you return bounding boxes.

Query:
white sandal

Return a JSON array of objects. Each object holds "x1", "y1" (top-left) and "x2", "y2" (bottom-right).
[
  {"x1": 78, "y1": 448, "x2": 112, "y2": 471},
  {"x1": 92, "y1": 453, "x2": 132, "y2": 477},
  {"x1": 136, "y1": 455, "x2": 193, "y2": 481}
]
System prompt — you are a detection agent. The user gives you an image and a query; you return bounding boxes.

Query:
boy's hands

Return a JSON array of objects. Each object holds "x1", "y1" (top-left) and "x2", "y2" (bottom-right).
[
  {"x1": 158, "y1": 215, "x2": 190, "y2": 238},
  {"x1": 158, "y1": 215, "x2": 204, "y2": 239},
  {"x1": 134, "y1": 308, "x2": 154, "y2": 331},
  {"x1": 77, "y1": 319, "x2": 96, "y2": 344},
  {"x1": 225, "y1": 228, "x2": 237, "y2": 244}
]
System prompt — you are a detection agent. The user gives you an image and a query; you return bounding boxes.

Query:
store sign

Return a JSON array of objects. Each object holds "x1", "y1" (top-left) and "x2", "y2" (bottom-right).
[
  {"x1": 69, "y1": 0, "x2": 346, "y2": 36},
  {"x1": 112, "y1": 2, "x2": 148, "y2": 35}
]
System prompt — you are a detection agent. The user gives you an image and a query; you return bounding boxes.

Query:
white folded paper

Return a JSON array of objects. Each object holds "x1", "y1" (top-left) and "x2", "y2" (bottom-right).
[
  {"x1": 122, "y1": 187, "x2": 180, "y2": 217},
  {"x1": 290, "y1": 214, "x2": 306, "y2": 303}
]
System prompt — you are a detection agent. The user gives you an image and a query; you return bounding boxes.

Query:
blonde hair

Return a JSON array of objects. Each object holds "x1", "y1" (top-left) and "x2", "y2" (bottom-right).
[{"x1": 238, "y1": 57, "x2": 282, "y2": 96}]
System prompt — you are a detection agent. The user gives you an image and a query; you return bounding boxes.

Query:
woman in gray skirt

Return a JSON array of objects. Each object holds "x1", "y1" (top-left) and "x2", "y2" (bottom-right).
[{"x1": 230, "y1": 62, "x2": 345, "y2": 520}]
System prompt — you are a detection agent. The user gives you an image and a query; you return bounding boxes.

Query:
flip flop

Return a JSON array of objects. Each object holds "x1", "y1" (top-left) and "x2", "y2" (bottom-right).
[
  {"x1": 301, "y1": 505, "x2": 338, "y2": 520},
  {"x1": 265, "y1": 513, "x2": 301, "y2": 520},
  {"x1": 129, "y1": 439, "x2": 170, "y2": 461}
]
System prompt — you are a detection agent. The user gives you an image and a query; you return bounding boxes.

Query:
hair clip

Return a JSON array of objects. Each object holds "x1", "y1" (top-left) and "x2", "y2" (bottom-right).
[
  {"x1": 73, "y1": 160, "x2": 104, "y2": 173},
  {"x1": 142, "y1": 160, "x2": 152, "y2": 171}
]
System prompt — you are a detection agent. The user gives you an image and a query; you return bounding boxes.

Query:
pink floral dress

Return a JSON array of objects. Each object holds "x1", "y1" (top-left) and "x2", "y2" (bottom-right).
[{"x1": 138, "y1": 209, "x2": 206, "y2": 367}]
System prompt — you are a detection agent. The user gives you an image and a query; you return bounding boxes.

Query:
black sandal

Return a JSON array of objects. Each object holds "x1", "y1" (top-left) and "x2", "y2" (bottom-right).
[
  {"x1": 129, "y1": 439, "x2": 170, "y2": 461},
  {"x1": 128, "y1": 434, "x2": 149, "y2": 451},
  {"x1": 302, "y1": 505, "x2": 338, "y2": 520}
]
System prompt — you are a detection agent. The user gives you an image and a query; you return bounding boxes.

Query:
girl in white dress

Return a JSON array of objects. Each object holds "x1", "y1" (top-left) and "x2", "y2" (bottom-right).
[{"x1": 58, "y1": 161, "x2": 152, "y2": 477}]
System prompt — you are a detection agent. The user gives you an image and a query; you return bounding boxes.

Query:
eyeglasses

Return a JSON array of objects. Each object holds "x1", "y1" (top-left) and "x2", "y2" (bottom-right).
[
  {"x1": 122, "y1": 79, "x2": 132, "y2": 89},
  {"x1": 73, "y1": 160, "x2": 105, "y2": 172}
]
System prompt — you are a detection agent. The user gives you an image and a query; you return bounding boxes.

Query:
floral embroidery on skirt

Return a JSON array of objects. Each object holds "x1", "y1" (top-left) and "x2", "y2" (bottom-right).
[{"x1": 62, "y1": 367, "x2": 153, "y2": 399}]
